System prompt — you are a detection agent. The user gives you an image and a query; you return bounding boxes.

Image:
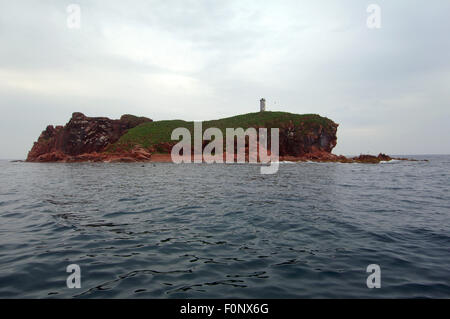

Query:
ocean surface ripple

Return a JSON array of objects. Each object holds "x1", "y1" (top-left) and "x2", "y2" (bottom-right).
[{"x1": 0, "y1": 155, "x2": 449, "y2": 298}]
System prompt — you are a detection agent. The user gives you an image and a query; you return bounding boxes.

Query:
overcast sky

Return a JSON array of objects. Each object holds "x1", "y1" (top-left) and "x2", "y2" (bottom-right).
[{"x1": 1, "y1": 0, "x2": 449, "y2": 159}]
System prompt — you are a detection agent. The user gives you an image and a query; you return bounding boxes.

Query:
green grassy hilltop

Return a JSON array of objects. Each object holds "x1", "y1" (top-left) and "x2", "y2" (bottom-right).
[{"x1": 107, "y1": 111, "x2": 335, "y2": 152}]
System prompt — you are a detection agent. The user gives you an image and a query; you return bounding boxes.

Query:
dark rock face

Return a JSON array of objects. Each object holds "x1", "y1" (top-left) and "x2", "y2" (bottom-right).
[
  {"x1": 278, "y1": 121, "x2": 338, "y2": 156},
  {"x1": 352, "y1": 153, "x2": 393, "y2": 163},
  {"x1": 27, "y1": 113, "x2": 152, "y2": 162}
]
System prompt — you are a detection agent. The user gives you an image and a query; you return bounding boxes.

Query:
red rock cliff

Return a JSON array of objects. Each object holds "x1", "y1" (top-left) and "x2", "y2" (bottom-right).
[{"x1": 26, "y1": 113, "x2": 152, "y2": 162}]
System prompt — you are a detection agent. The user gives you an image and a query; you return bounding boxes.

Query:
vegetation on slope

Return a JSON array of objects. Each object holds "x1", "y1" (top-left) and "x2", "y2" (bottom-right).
[{"x1": 107, "y1": 111, "x2": 335, "y2": 152}]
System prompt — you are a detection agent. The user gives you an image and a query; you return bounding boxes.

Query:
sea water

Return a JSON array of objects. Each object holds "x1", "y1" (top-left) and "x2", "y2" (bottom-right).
[{"x1": 0, "y1": 155, "x2": 449, "y2": 298}]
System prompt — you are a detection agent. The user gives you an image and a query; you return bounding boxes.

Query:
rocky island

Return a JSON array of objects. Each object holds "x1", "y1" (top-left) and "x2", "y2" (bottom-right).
[{"x1": 27, "y1": 111, "x2": 399, "y2": 164}]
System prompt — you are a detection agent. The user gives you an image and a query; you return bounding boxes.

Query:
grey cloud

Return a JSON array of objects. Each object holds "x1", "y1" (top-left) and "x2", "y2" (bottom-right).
[{"x1": 0, "y1": 0, "x2": 449, "y2": 158}]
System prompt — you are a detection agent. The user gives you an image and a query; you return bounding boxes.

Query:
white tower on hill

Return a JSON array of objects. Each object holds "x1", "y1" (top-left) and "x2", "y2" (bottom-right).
[{"x1": 260, "y1": 98, "x2": 266, "y2": 112}]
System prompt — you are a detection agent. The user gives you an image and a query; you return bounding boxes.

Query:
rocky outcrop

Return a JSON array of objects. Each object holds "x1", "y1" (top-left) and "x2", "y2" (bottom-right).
[
  {"x1": 280, "y1": 153, "x2": 396, "y2": 163},
  {"x1": 278, "y1": 120, "x2": 338, "y2": 156},
  {"x1": 27, "y1": 113, "x2": 152, "y2": 162}
]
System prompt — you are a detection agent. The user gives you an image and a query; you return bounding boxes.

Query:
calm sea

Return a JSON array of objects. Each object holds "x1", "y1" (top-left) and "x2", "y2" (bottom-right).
[{"x1": 0, "y1": 155, "x2": 449, "y2": 298}]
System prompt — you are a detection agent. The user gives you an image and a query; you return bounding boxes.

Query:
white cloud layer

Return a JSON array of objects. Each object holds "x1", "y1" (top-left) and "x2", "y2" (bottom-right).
[{"x1": 0, "y1": 0, "x2": 449, "y2": 158}]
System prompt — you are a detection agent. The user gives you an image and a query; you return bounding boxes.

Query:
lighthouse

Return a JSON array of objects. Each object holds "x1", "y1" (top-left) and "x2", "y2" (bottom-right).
[{"x1": 260, "y1": 98, "x2": 266, "y2": 112}]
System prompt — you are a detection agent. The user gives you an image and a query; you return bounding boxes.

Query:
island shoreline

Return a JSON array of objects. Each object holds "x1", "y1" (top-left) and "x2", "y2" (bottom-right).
[{"x1": 25, "y1": 111, "x2": 425, "y2": 164}]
